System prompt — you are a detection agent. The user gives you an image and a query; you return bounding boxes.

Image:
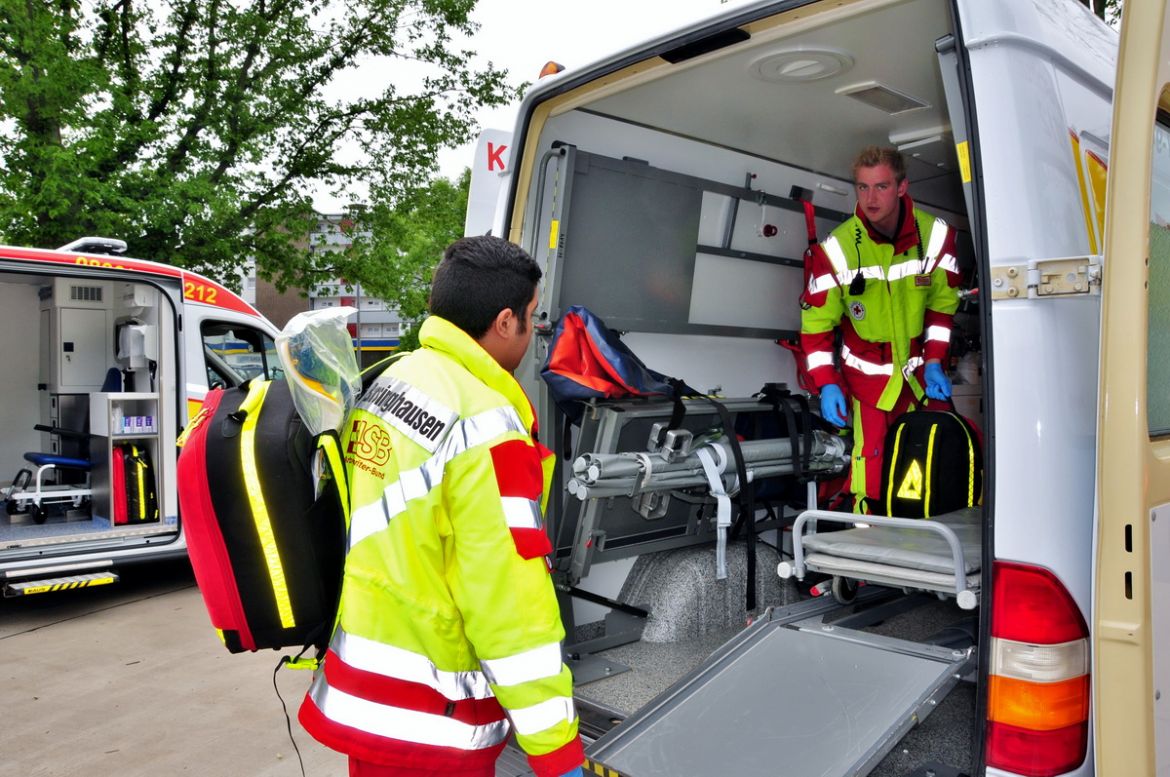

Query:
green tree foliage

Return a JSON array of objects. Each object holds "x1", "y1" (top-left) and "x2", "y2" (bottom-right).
[
  {"x1": 1080, "y1": 0, "x2": 1123, "y2": 23},
  {"x1": 0, "y1": 0, "x2": 517, "y2": 290},
  {"x1": 336, "y1": 168, "x2": 469, "y2": 351}
]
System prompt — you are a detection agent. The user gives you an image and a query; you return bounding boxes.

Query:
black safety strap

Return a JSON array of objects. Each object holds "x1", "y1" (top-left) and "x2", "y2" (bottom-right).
[
  {"x1": 653, "y1": 378, "x2": 691, "y2": 449},
  {"x1": 788, "y1": 394, "x2": 815, "y2": 481},
  {"x1": 757, "y1": 384, "x2": 814, "y2": 485},
  {"x1": 561, "y1": 412, "x2": 574, "y2": 462},
  {"x1": 568, "y1": 586, "x2": 650, "y2": 619}
]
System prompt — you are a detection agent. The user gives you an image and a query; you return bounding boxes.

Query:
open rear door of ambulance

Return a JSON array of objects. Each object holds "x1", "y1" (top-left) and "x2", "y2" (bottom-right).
[{"x1": 1095, "y1": 2, "x2": 1170, "y2": 773}]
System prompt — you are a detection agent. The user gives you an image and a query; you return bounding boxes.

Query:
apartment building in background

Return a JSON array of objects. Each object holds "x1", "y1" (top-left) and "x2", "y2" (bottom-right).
[{"x1": 240, "y1": 213, "x2": 406, "y2": 366}]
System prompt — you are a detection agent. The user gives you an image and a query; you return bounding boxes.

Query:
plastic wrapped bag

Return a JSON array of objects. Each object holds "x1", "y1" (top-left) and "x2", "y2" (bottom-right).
[{"x1": 275, "y1": 307, "x2": 361, "y2": 436}]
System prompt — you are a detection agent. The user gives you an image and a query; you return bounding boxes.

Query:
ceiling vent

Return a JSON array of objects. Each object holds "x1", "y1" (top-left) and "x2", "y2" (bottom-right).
[
  {"x1": 836, "y1": 81, "x2": 929, "y2": 115},
  {"x1": 70, "y1": 284, "x2": 104, "y2": 303},
  {"x1": 749, "y1": 48, "x2": 854, "y2": 83}
]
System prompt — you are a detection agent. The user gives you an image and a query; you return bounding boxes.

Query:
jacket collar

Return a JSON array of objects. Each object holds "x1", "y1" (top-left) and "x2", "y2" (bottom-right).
[
  {"x1": 418, "y1": 315, "x2": 536, "y2": 433},
  {"x1": 855, "y1": 193, "x2": 921, "y2": 255}
]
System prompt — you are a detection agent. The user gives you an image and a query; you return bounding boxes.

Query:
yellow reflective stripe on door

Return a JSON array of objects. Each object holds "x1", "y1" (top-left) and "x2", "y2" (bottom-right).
[
  {"x1": 1070, "y1": 130, "x2": 1100, "y2": 254},
  {"x1": 239, "y1": 380, "x2": 296, "y2": 629}
]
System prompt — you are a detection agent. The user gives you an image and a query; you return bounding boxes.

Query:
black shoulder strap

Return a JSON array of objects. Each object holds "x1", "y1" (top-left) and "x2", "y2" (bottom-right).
[{"x1": 360, "y1": 350, "x2": 407, "y2": 393}]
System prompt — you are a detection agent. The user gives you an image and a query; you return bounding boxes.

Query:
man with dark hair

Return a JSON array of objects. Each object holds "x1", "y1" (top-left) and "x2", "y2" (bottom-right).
[
  {"x1": 429, "y1": 236, "x2": 544, "y2": 342},
  {"x1": 300, "y1": 236, "x2": 585, "y2": 777},
  {"x1": 801, "y1": 146, "x2": 962, "y2": 512}
]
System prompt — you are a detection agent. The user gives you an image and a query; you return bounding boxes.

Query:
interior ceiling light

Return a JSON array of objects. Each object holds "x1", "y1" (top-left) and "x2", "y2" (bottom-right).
[
  {"x1": 749, "y1": 48, "x2": 854, "y2": 83},
  {"x1": 836, "y1": 81, "x2": 929, "y2": 115}
]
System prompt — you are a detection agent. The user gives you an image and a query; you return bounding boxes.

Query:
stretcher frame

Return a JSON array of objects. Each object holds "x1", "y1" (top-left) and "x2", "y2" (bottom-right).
[
  {"x1": 779, "y1": 509, "x2": 981, "y2": 610},
  {"x1": 3, "y1": 458, "x2": 93, "y2": 523}
]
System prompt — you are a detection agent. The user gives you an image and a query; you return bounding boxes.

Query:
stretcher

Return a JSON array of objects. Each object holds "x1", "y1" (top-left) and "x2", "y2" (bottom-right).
[
  {"x1": 3, "y1": 425, "x2": 95, "y2": 525},
  {"x1": 3, "y1": 453, "x2": 93, "y2": 524},
  {"x1": 778, "y1": 507, "x2": 982, "y2": 610}
]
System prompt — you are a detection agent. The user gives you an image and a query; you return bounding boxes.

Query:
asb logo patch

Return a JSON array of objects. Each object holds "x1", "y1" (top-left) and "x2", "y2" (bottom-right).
[
  {"x1": 347, "y1": 419, "x2": 392, "y2": 466},
  {"x1": 345, "y1": 418, "x2": 393, "y2": 480},
  {"x1": 849, "y1": 300, "x2": 867, "y2": 321},
  {"x1": 897, "y1": 460, "x2": 924, "y2": 501}
]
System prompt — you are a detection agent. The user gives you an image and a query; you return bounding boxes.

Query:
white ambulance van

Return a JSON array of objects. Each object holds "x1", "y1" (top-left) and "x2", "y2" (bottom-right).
[
  {"x1": 473, "y1": 0, "x2": 1170, "y2": 775},
  {"x1": 0, "y1": 241, "x2": 279, "y2": 596}
]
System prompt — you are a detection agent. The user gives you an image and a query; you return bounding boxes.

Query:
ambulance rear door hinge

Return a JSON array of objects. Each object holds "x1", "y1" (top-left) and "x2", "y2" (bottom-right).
[{"x1": 990, "y1": 256, "x2": 1102, "y2": 301}]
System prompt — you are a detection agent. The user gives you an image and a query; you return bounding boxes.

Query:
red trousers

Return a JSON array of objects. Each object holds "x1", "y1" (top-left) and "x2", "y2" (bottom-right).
[{"x1": 849, "y1": 387, "x2": 917, "y2": 511}]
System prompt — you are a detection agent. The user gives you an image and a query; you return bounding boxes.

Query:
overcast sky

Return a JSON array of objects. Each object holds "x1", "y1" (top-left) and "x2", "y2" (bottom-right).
[{"x1": 313, "y1": 0, "x2": 749, "y2": 211}]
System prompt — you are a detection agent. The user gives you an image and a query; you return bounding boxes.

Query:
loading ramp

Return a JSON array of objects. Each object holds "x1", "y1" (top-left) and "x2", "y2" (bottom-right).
[{"x1": 584, "y1": 594, "x2": 974, "y2": 777}]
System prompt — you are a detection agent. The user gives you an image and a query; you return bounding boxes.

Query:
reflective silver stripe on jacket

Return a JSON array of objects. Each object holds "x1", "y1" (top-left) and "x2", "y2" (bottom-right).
[
  {"x1": 501, "y1": 496, "x2": 542, "y2": 530},
  {"x1": 309, "y1": 674, "x2": 510, "y2": 750},
  {"x1": 333, "y1": 627, "x2": 494, "y2": 700},
  {"x1": 840, "y1": 344, "x2": 894, "y2": 376},
  {"x1": 925, "y1": 325, "x2": 951, "y2": 343},
  {"x1": 805, "y1": 351, "x2": 835, "y2": 371},
  {"x1": 808, "y1": 272, "x2": 839, "y2": 295},
  {"x1": 508, "y1": 695, "x2": 577, "y2": 736},
  {"x1": 822, "y1": 235, "x2": 851, "y2": 277},
  {"x1": 350, "y1": 404, "x2": 528, "y2": 547},
  {"x1": 935, "y1": 253, "x2": 959, "y2": 274},
  {"x1": 887, "y1": 258, "x2": 925, "y2": 282},
  {"x1": 480, "y1": 641, "x2": 565, "y2": 687},
  {"x1": 924, "y1": 218, "x2": 948, "y2": 268}
]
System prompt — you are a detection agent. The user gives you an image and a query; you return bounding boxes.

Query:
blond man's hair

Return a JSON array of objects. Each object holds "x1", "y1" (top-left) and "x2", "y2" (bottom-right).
[{"x1": 852, "y1": 145, "x2": 906, "y2": 183}]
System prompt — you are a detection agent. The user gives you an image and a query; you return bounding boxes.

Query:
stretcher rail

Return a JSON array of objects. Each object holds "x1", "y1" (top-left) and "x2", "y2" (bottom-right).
[{"x1": 779, "y1": 509, "x2": 978, "y2": 609}]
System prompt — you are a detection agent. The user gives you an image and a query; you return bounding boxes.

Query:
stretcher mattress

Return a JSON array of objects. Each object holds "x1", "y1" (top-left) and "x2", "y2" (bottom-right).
[{"x1": 802, "y1": 507, "x2": 981, "y2": 577}]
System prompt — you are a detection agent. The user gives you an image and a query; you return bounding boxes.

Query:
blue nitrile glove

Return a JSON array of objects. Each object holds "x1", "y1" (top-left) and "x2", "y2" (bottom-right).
[
  {"x1": 924, "y1": 361, "x2": 952, "y2": 401},
  {"x1": 818, "y1": 383, "x2": 848, "y2": 427},
  {"x1": 558, "y1": 768, "x2": 585, "y2": 777}
]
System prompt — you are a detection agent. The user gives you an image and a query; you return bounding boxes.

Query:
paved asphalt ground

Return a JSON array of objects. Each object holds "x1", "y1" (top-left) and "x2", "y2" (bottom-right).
[{"x1": 0, "y1": 558, "x2": 347, "y2": 777}]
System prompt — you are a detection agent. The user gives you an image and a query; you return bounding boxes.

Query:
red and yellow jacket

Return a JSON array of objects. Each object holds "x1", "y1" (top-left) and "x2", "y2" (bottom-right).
[
  {"x1": 801, "y1": 196, "x2": 962, "y2": 409},
  {"x1": 299, "y1": 315, "x2": 583, "y2": 777}
]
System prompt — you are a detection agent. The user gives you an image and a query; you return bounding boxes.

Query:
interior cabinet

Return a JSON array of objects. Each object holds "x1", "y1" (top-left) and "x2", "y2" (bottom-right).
[{"x1": 89, "y1": 392, "x2": 160, "y2": 524}]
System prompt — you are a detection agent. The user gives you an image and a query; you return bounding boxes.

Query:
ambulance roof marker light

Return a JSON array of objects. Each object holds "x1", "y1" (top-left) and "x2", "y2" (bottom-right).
[{"x1": 539, "y1": 61, "x2": 565, "y2": 79}]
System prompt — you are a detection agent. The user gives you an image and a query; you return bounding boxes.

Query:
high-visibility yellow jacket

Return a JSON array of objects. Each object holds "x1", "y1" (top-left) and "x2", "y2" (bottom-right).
[
  {"x1": 299, "y1": 316, "x2": 583, "y2": 777},
  {"x1": 801, "y1": 196, "x2": 962, "y2": 410}
]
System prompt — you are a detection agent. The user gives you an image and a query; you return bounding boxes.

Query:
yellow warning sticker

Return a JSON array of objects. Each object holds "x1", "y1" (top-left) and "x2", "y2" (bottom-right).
[
  {"x1": 18, "y1": 576, "x2": 116, "y2": 596},
  {"x1": 548, "y1": 219, "x2": 560, "y2": 251},
  {"x1": 585, "y1": 758, "x2": 625, "y2": 777},
  {"x1": 956, "y1": 141, "x2": 971, "y2": 184},
  {"x1": 897, "y1": 460, "x2": 924, "y2": 501}
]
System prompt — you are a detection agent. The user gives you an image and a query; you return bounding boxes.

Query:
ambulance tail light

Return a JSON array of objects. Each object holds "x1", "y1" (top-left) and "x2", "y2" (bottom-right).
[{"x1": 986, "y1": 561, "x2": 1090, "y2": 777}]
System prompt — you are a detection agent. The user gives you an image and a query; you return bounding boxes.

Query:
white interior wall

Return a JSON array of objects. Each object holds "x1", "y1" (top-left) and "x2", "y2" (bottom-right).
[
  {"x1": 114, "y1": 282, "x2": 180, "y2": 521},
  {"x1": 146, "y1": 286, "x2": 179, "y2": 522},
  {"x1": 0, "y1": 281, "x2": 46, "y2": 485},
  {"x1": 531, "y1": 110, "x2": 840, "y2": 396}
]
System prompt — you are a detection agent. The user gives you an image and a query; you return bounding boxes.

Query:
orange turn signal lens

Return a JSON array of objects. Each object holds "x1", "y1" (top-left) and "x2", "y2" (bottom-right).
[{"x1": 988, "y1": 673, "x2": 1090, "y2": 731}]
